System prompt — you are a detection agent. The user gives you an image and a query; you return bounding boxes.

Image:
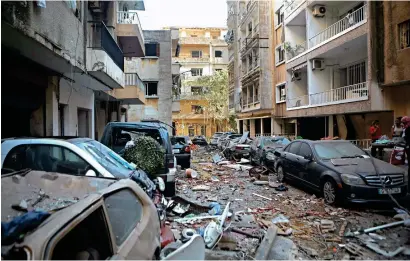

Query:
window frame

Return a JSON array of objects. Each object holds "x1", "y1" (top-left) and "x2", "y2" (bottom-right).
[
  {"x1": 191, "y1": 50, "x2": 202, "y2": 58},
  {"x1": 275, "y1": 44, "x2": 285, "y2": 65},
  {"x1": 191, "y1": 105, "x2": 204, "y2": 114},
  {"x1": 288, "y1": 142, "x2": 301, "y2": 155},
  {"x1": 276, "y1": 83, "x2": 286, "y2": 103},
  {"x1": 191, "y1": 68, "x2": 203, "y2": 76},
  {"x1": 214, "y1": 50, "x2": 223, "y2": 58},
  {"x1": 399, "y1": 19, "x2": 410, "y2": 50},
  {"x1": 144, "y1": 81, "x2": 159, "y2": 97},
  {"x1": 298, "y1": 142, "x2": 313, "y2": 158},
  {"x1": 275, "y1": 6, "x2": 284, "y2": 27},
  {"x1": 144, "y1": 42, "x2": 160, "y2": 57}
]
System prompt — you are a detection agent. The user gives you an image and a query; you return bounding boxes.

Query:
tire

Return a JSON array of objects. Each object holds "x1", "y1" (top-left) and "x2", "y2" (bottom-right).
[
  {"x1": 276, "y1": 165, "x2": 285, "y2": 182},
  {"x1": 322, "y1": 178, "x2": 339, "y2": 205}
]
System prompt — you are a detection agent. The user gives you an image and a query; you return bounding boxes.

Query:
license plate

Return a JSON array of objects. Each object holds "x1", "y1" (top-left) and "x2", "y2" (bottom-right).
[
  {"x1": 172, "y1": 149, "x2": 180, "y2": 153},
  {"x1": 378, "y1": 188, "x2": 401, "y2": 194}
]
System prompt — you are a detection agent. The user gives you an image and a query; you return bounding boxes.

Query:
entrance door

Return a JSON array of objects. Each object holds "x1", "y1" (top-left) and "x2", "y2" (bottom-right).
[{"x1": 77, "y1": 108, "x2": 91, "y2": 138}]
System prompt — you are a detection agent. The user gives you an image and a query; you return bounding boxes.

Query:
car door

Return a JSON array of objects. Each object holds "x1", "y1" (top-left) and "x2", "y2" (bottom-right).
[
  {"x1": 282, "y1": 141, "x2": 301, "y2": 177},
  {"x1": 295, "y1": 142, "x2": 316, "y2": 187}
]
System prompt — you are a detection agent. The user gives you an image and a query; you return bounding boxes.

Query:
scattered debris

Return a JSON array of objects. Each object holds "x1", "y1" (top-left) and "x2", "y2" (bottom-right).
[
  {"x1": 186, "y1": 169, "x2": 198, "y2": 178},
  {"x1": 275, "y1": 184, "x2": 288, "y2": 191},
  {"x1": 192, "y1": 185, "x2": 210, "y2": 191},
  {"x1": 271, "y1": 214, "x2": 290, "y2": 224},
  {"x1": 253, "y1": 180, "x2": 269, "y2": 185},
  {"x1": 338, "y1": 220, "x2": 348, "y2": 237},
  {"x1": 320, "y1": 219, "x2": 336, "y2": 233},
  {"x1": 344, "y1": 242, "x2": 366, "y2": 256},
  {"x1": 252, "y1": 193, "x2": 272, "y2": 201}
]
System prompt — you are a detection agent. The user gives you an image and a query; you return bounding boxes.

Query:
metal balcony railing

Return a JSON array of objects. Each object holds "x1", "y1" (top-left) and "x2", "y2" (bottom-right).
[
  {"x1": 125, "y1": 73, "x2": 144, "y2": 92},
  {"x1": 117, "y1": 11, "x2": 144, "y2": 40},
  {"x1": 87, "y1": 21, "x2": 124, "y2": 71},
  {"x1": 309, "y1": 5, "x2": 367, "y2": 48},
  {"x1": 287, "y1": 82, "x2": 368, "y2": 109}
]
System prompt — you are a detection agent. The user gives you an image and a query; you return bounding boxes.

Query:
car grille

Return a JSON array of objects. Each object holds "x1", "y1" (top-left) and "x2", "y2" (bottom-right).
[{"x1": 364, "y1": 174, "x2": 404, "y2": 187}]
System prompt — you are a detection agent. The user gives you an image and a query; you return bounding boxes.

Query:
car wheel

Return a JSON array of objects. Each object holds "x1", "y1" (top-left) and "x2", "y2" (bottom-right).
[
  {"x1": 322, "y1": 179, "x2": 338, "y2": 205},
  {"x1": 276, "y1": 165, "x2": 285, "y2": 182}
]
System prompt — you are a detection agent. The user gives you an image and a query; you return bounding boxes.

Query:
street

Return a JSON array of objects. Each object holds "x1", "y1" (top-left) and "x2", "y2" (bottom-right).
[{"x1": 168, "y1": 147, "x2": 410, "y2": 260}]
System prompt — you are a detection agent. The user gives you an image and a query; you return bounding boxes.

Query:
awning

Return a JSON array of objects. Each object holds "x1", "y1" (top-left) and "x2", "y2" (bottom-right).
[{"x1": 293, "y1": 62, "x2": 307, "y2": 71}]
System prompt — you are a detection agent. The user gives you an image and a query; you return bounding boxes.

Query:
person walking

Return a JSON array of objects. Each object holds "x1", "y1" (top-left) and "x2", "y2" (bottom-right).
[
  {"x1": 370, "y1": 120, "x2": 382, "y2": 158},
  {"x1": 392, "y1": 117, "x2": 404, "y2": 138},
  {"x1": 401, "y1": 116, "x2": 410, "y2": 187}
]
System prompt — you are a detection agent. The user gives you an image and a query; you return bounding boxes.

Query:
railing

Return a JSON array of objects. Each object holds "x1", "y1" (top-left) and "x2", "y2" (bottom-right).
[
  {"x1": 229, "y1": 52, "x2": 235, "y2": 61},
  {"x1": 309, "y1": 82, "x2": 368, "y2": 105},
  {"x1": 172, "y1": 57, "x2": 210, "y2": 63},
  {"x1": 287, "y1": 94, "x2": 309, "y2": 108},
  {"x1": 349, "y1": 139, "x2": 372, "y2": 150},
  {"x1": 253, "y1": 24, "x2": 259, "y2": 35},
  {"x1": 285, "y1": 41, "x2": 307, "y2": 60},
  {"x1": 177, "y1": 92, "x2": 206, "y2": 100},
  {"x1": 117, "y1": 11, "x2": 144, "y2": 40},
  {"x1": 284, "y1": 0, "x2": 303, "y2": 18},
  {"x1": 124, "y1": 73, "x2": 144, "y2": 91},
  {"x1": 87, "y1": 21, "x2": 124, "y2": 71},
  {"x1": 309, "y1": 5, "x2": 367, "y2": 48},
  {"x1": 287, "y1": 82, "x2": 368, "y2": 109}
]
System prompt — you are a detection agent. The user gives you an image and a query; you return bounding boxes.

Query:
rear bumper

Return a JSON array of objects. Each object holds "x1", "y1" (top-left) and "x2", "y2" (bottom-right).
[{"x1": 342, "y1": 183, "x2": 408, "y2": 203}]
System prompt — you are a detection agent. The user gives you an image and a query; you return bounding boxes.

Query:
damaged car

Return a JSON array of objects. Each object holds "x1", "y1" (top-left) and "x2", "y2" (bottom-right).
[
  {"x1": 222, "y1": 132, "x2": 252, "y2": 160},
  {"x1": 250, "y1": 136, "x2": 290, "y2": 166},
  {"x1": 171, "y1": 136, "x2": 191, "y2": 169},
  {"x1": 274, "y1": 140, "x2": 408, "y2": 205},
  {"x1": 1, "y1": 170, "x2": 161, "y2": 260}
]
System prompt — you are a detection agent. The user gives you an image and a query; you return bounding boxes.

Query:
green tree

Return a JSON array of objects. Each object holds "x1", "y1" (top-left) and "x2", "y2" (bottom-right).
[{"x1": 184, "y1": 70, "x2": 229, "y2": 130}]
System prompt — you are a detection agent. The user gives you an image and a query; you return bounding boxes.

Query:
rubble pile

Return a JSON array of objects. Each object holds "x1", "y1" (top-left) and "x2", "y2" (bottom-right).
[{"x1": 166, "y1": 147, "x2": 410, "y2": 260}]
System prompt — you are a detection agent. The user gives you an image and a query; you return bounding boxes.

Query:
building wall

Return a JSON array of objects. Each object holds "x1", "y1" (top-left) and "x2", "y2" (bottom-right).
[
  {"x1": 179, "y1": 45, "x2": 210, "y2": 57},
  {"x1": 382, "y1": 1, "x2": 410, "y2": 85}
]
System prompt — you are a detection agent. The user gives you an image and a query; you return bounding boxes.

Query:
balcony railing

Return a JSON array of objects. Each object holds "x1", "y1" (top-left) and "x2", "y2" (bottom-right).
[
  {"x1": 117, "y1": 11, "x2": 144, "y2": 40},
  {"x1": 285, "y1": 41, "x2": 307, "y2": 60},
  {"x1": 87, "y1": 21, "x2": 124, "y2": 71},
  {"x1": 309, "y1": 5, "x2": 367, "y2": 48},
  {"x1": 287, "y1": 82, "x2": 368, "y2": 109},
  {"x1": 172, "y1": 56, "x2": 210, "y2": 63},
  {"x1": 125, "y1": 73, "x2": 144, "y2": 91},
  {"x1": 175, "y1": 92, "x2": 205, "y2": 100}
]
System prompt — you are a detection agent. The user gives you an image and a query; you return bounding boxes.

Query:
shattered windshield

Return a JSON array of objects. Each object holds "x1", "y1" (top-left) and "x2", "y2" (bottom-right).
[
  {"x1": 264, "y1": 137, "x2": 290, "y2": 146},
  {"x1": 313, "y1": 142, "x2": 366, "y2": 160}
]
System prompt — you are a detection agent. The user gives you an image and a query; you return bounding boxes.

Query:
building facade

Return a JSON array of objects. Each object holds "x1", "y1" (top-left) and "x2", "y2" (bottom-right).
[
  {"x1": 170, "y1": 27, "x2": 229, "y2": 137},
  {"x1": 226, "y1": 0, "x2": 274, "y2": 138},
  {"x1": 2, "y1": 1, "x2": 146, "y2": 139}
]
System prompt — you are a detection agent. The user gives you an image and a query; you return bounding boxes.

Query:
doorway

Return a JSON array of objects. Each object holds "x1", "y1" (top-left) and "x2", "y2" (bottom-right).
[{"x1": 77, "y1": 108, "x2": 91, "y2": 137}]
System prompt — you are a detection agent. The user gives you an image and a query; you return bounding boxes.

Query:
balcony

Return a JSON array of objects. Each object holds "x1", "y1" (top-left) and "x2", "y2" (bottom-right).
[
  {"x1": 309, "y1": 5, "x2": 367, "y2": 48},
  {"x1": 285, "y1": 41, "x2": 307, "y2": 60},
  {"x1": 287, "y1": 82, "x2": 368, "y2": 109},
  {"x1": 212, "y1": 57, "x2": 226, "y2": 64},
  {"x1": 107, "y1": 73, "x2": 145, "y2": 104},
  {"x1": 175, "y1": 92, "x2": 205, "y2": 100},
  {"x1": 173, "y1": 56, "x2": 210, "y2": 64},
  {"x1": 87, "y1": 21, "x2": 124, "y2": 89},
  {"x1": 178, "y1": 37, "x2": 226, "y2": 45},
  {"x1": 116, "y1": 11, "x2": 145, "y2": 57}
]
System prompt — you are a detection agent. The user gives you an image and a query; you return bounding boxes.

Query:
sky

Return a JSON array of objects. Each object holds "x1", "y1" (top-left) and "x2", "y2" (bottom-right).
[{"x1": 138, "y1": 0, "x2": 228, "y2": 29}]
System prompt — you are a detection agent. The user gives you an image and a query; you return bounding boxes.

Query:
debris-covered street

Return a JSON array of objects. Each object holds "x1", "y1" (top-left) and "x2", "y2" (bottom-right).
[{"x1": 166, "y1": 147, "x2": 410, "y2": 260}]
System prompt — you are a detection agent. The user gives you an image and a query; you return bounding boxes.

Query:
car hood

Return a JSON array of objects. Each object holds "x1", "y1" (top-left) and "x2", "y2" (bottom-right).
[{"x1": 320, "y1": 158, "x2": 404, "y2": 177}]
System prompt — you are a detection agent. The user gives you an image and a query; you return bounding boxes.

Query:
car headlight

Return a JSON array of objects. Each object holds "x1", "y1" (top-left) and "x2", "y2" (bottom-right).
[
  {"x1": 341, "y1": 174, "x2": 365, "y2": 186},
  {"x1": 156, "y1": 177, "x2": 166, "y2": 191},
  {"x1": 266, "y1": 153, "x2": 276, "y2": 160}
]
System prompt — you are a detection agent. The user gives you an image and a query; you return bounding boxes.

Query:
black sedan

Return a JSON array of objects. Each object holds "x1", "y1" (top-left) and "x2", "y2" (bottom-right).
[
  {"x1": 250, "y1": 136, "x2": 290, "y2": 165},
  {"x1": 192, "y1": 135, "x2": 208, "y2": 146},
  {"x1": 273, "y1": 140, "x2": 408, "y2": 205},
  {"x1": 171, "y1": 136, "x2": 191, "y2": 169}
]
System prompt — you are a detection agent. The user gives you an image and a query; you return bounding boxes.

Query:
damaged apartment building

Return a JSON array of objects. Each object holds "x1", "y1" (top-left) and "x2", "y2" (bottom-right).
[
  {"x1": 227, "y1": 0, "x2": 410, "y2": 141},
  {"x1": 1, "y1": 1, "x2": 146, "y2": 139}
]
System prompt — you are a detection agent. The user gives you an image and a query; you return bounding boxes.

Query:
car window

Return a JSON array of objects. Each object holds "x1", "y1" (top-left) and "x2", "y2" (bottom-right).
[
  {"x1": 111, "y1": 127, "x2": 163, "y2": 154},
  {"x1": 313, "y1": 142, "x2": 366, "y2": 160},
  {"x1": 104, "y1": 189, "x2": 143, "y2": 246},
  {"x1": 4, "y1": 145, "x2": 90, "y2": 176},
  {"x1": 298, "y1": 143, "x2": 313, "y2": 158},
  {"x1": 288, "y1": 142, "x2": 301, "y2": 155}
]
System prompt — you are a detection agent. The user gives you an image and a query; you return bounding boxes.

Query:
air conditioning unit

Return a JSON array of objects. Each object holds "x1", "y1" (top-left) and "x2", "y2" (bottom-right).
[
  {"x1": 312, "y1": 59, "x2": 325, "y2": 70},
  {"x1": 88, "y1": 1, "x2": 102, "y2": 13},
  {"x1": 291, "y1": 70, "x2": 301, "y2": 81},
  {"x1": 313, "y1": 5, "x2": 326, "y2": 17}
]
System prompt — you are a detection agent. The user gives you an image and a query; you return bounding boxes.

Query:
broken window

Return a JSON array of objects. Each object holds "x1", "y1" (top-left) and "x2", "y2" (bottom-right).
[
  {"x1": 145, "y1": 82, "x2": 158, "y2": 96},
  {"x1": 191, "y1": 68, "x2": 203, "y2": 76},
  {"x1": 105, "y1": 189, "x2": 143, "y2": 245},
  {"x1": 191, "y1": 86, "x2": 203, "y2": 95},
  {"x1": 215, "y1": 50, "x2": 223, "y2": 57},
  {"x1": 192, "y1": 105, "x2": 204, "y2": 114},
  {"x1": 145, "y1": 43, "x2": 160, "y2": 56}
]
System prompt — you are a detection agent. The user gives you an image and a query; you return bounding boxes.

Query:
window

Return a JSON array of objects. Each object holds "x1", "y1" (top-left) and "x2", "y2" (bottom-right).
[
  {"x1": 276, "y1": 7, "x2": 284, "y2": 26},
  {"x1": 248, "y1": 22, "x2": 252, "y2": 34},
  {"x1": 192, "y1": 105, "x2": 203, "y2": 114},
  {"x1": 276, "y1": 45, "x2": 285, "y2": 64},
  {"x1": 188, "y1": 126, "x2": 195, "y2": 137},
  {"x1": 191, "y1": 51, "x2": 202, "y2": 58},
  {"x1": 66, "y1": 1, "x2": 82, "y2": 20},
  {"x1": 346, "y1": 61, "x2": 366, "y2": 85},
  {"x1": 58, "y1": 104, "x2": 66, "y2": 136},
  {"x1": 288, "y1": 142, "x2": 301, "y2": 155},
  {"x1": 105, "y1": 189, "x2": 143, "y2": 245},
  {"x1": 145, "y1": 43, "x2": 160, "y2": 56},
  {"x1": 145, "y1": 82, "x2": 158, "y2": 97},
  {"x1": 191, "y1": 35, "x2": 198, "y2": 37},
  {"x1": 399, "y1": 20, "x2": 410, "y2": 49},
  {"x1": 201, "y1": 125, "x2": 206, "y2": 136},
  {"x1": 215, "y1": 50, "x2": 223, "y2": 57},
  {"x1": 215, "y1": 69, "x2": 222, "y2": 73},
  {"x1": 298, "y1": 143, "x2": 313, "y2": 158},
  {"x1": 191, "y1": 86, "x2": 203, "y2": 94},
  {"x1": 191, "y1": 68, "x2": 203, "y2": 76},
  {"x1": 276, "y1": 84, "x2": 286, "y2": 103},
  {"x1": 3, "y1": 145, "x2": 90, "y2": 175}
]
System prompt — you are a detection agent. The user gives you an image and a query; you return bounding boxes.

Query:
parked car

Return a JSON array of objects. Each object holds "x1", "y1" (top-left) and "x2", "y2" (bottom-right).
[
  {"x1": 171, "y1": 136, "x2": 191, "y2": 169},
  {"x1": 210, "y1": 132, "x2": 224, "y2": 147},
  {"x1": 220, "y1": 134, "x2": 244, "y2": 151},
  {"x1": 1, "y1": 170, "x2": 161, "y2": 260},
  {"x1": 192, "y1": 135, "x2": 208, "y2": 146},
  {"x1": 101, "y1": 121, "x2": 177, "y2": 197},
  {"x1": 223, "y1": 133, "x2": 252, "y2": 160},
  {"x1": 273, "y1": 140, "x2": 408, "y2": 205},
  {"x1": 250, "y1": 136, "x2": 290, "y2": 165}
]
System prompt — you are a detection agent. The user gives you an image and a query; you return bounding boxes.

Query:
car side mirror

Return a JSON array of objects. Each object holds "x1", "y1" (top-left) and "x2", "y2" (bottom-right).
[
  {"x1": 274, "y1": 151, "x2": 281, "y2": 157},
  {"x1": 304, "y1": 155, "x2": 313, "y2": 161},
  {"x1": 85, "y1": 169, "x2": 97, "y2": 177}
]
